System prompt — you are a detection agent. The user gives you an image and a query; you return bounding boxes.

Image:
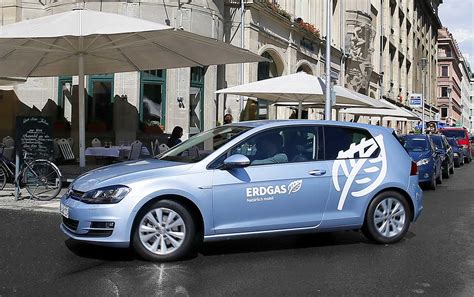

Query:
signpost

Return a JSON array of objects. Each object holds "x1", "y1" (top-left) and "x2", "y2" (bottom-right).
[
  {"x1": 14, "y1": 116, "x2": 54, "y2": 200},
  {"x1": 408, "y1": 93, "x2": 423, "y2": 108}
]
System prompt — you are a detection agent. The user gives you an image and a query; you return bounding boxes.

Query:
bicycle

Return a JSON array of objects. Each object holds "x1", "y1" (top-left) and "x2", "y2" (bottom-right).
[{"x1": 0, "y1": 147, "x2": 62, "y2": 201}]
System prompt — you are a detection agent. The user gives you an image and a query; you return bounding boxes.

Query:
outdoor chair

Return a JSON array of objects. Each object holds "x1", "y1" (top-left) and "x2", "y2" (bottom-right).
[
  {"x1": 158, "y1": 143, "x2": 170, "y2": 154},
  {"x1": 58, "y1": 138, "x2": 75, "y2": 162},
  {"x1": 1, "y1": 136, "x2": 15, "y2": 161},
  {"x1": 67, "y1": 138, "x2": 74, "y2": 151},
  {"x1": 128, "y1": 140, "x2": 143, "y2": 160},
  {"x1": 91, "y1": 138, "x2": 102, "y2": 147},
  {"x1": 151, "y1": 139, "x2": 161, "y2": 157}
]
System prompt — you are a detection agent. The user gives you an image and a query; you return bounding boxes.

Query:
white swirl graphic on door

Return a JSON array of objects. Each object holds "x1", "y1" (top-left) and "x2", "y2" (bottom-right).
[{"x1": 332, "y1": 135, "x2": 387, "y2": 210}]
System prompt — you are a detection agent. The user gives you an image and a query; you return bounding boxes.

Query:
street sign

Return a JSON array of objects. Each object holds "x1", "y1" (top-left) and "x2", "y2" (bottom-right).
[{"x1": 408, "y1": 94, "x2": 423, "y2": 108}]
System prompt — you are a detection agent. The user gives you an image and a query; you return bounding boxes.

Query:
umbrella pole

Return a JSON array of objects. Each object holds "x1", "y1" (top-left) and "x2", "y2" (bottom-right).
[
  {"x1": 298, "y1": 101, "x2": 303, "y2": 119},
  {"x1": 78, "y1": 53, "x2": 86, "y2": 168}
]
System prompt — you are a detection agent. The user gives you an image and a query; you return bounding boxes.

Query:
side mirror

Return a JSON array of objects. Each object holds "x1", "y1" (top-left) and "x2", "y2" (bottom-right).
[{"x1": 222, "y1": 154, "x2": 250, "y2": 169}]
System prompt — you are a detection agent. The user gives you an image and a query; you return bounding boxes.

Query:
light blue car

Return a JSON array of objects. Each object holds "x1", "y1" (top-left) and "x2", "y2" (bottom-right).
[{"x1": 60, "y1": 120, "x2": 423, "y2": 261}]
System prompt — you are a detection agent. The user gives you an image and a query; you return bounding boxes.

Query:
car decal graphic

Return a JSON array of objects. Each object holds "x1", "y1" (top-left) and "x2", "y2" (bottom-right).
[
  {"x1": 332, "y1": 134, "x2": 387, "y2": 210},
  {"x1": 288, "y1": 180, "x2": 303, "y2": 194}
]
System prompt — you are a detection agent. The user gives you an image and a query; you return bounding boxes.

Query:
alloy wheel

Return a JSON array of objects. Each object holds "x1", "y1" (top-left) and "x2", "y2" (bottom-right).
[
  {"x1": 138, "y1": 207, "x2": 186, "y2": 256},
  {"x1": 373, "y1": 198, "x2": 406, "y2": 238}
]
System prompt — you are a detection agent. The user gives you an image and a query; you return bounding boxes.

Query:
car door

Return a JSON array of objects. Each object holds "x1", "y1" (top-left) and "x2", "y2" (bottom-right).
[
  {"x1": 210, "y1": 125, "x2": 331, "y2": 234},
  {"x1": 322, "y1": 126, "x2": 386, "y2": 222}
]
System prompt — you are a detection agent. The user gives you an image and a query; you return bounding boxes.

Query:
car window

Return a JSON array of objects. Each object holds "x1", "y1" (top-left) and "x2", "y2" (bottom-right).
[
  {"x1": 441, "y1": 129, "x2": 466, "y2": 140},
  {"x1": 431, "y1": 136, "x2": 443, "y2": 150},
  {"x1": 402, "y1": 137, "x2": 429, "y2": 152},
  {"x1": 323, "y1": 126, "x2": 379, "y2": 160},
  {"x1": 160, "y1": 126, "x2": 251, "y2": 163},
  {"x1": 211, "y1": 126, "x2": 322, "y2": 168}
]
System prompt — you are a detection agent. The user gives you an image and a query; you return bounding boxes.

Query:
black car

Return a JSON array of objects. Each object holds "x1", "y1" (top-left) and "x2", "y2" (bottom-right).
[
  {"x1": 429, "y1": 134, "x2": 455, "y2": 178},
  {"x1": 447, "y1": 137, "x2": 464, "y2": 167}
]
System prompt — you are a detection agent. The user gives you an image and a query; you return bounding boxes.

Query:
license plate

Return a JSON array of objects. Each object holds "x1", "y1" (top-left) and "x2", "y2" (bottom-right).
[{"x1": 60, "y1": 203, "x2": 69, "y2": 218}]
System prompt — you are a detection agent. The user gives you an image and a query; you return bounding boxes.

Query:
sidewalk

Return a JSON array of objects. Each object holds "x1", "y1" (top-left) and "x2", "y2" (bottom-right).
[{"x1": 0, "y1": 185, "x2": 64, "y2": 214}]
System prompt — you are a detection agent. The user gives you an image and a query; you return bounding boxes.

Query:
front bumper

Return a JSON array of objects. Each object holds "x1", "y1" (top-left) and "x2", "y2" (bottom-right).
[{"x1": 59, "y1": 195, "x2": 133, "y2": 247}]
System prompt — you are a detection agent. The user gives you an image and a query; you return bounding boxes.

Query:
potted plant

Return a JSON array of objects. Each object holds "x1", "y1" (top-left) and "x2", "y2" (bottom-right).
[{"x1": 143, "y1": 120, "x2": 164, "y2": 134}]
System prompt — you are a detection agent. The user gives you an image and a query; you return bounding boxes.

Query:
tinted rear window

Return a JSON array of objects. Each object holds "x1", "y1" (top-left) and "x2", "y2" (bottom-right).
[
  {"x1": 441, "y1": 130, "x2": 466, "y2": 140},
  {"x1": 402, "y1": 137, "x2": 429, "y2": 152}
]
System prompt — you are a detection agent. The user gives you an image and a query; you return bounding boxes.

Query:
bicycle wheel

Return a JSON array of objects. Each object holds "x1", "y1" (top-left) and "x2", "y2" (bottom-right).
[
  {"x1": 0, "y1": 166, "x2": 6, "y2": 191},
  {"x1": 23, "y1": 160, "x2": 62, "y2": 201}
]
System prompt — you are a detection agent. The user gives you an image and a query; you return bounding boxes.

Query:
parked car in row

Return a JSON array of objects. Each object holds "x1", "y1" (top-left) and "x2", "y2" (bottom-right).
[
  {"x1": 429, "y1": 134, "x2": 455, "y2": 179},
  {"x1": 60, "y1": 121, "x2": 423, "y2": 261},
  {"x1": 401, "y1": 134, "x2": 442, "y2": 190},
  {"x1": 439, "y1": 127, "x2": 472, "y2": 163},
  {"x1": 446, "y1": 137, "x2": 464, "y2": 167}
]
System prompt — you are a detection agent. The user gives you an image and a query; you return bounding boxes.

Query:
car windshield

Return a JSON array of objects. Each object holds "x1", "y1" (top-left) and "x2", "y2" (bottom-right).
[
  {"x1": 447, "y1": 138, "x2": 458, "y2": 147},
  {"x1": 403, "y1": 137, "x2": 429, "y2": 152},
  {"x1": 159, "y1": 126, "x2": 251, "y2": 163},
  {"x1": 431, "y1": 136, "x2": 443, "y2": 149},
  {"x1": 441, "y1": 130, "x2": 465, "y2": 140}
]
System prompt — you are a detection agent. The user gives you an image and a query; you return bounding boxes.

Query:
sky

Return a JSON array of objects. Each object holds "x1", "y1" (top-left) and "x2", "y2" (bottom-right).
[{"x1": 438, "y1": 0, "x2": 474, "y2": 67}]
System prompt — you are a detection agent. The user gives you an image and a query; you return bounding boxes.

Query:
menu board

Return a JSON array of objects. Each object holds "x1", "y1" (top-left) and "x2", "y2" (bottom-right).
[{"x1": 15, "y1": 116, "x2": 54, "y2": 163}]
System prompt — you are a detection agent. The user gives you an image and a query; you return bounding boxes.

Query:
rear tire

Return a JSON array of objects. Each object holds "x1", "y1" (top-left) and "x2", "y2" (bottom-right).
[
  {"x1": 362, "y1": 191, "x2": 411, "y2": 244},
  {"x1": 454, "y1": 159, "x2": 461, "y2": 168},
  {"x1": 449, "y1": 163, "x2": 454, "y2": 174},
  {"x1": 436, "y1": 168, "x2": 443, "y2": 184},
  {"x1": 0, "y1": 166, "x2": 7, "y2": 191},
  {"x1": 132, "y1": 199, "x2": 197, "y2": 262}
]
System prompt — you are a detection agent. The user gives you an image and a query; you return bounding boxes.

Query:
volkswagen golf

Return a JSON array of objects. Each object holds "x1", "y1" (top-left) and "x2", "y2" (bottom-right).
[{"x1": 60, "y1": 121, "x2": 423, "y2": 261}]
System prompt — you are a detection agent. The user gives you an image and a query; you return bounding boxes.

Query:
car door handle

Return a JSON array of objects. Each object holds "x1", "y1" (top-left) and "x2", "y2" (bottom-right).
[{"x1": 309, "y1": 169, "x2": 326, "y2": 176}]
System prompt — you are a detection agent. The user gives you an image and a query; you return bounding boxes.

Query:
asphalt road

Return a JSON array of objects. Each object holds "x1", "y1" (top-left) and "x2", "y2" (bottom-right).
[{"x1": 0, "y1": 165, "x2": 473, "y2": 296}]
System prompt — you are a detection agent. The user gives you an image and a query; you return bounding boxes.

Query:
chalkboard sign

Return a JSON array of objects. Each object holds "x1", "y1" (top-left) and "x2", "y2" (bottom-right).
[{"x1": 15, "y1": 116, "x2": 54, "y2": 163}]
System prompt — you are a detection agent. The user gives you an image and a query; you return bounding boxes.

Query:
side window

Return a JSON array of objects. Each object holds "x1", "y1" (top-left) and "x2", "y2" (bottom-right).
[
  {"x1": 323, "y1": 126, "x2": 379, "y2": 160},
  {"x1": 218, "y1": 126, "x2": 321, "y2": 167}
]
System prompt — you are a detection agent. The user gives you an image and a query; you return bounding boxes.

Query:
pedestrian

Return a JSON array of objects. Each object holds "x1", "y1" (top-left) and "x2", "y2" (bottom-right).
[
  {"x1": 167, "y1": 126, "x2": 183, "y2": 148},
  {"x1": 223, "y1": 113, "x2": 233, "y2": 125}
]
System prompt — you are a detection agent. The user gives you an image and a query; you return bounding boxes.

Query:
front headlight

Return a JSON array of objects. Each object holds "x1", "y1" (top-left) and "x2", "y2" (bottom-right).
[
  {"x1": 81, "y1": 185, "x2": 130, "y2": 204},
  {"x1": 417, "y1": 158, "x2": 430, "y2": 166},
  {"x1": 454, "y1": 152, "x2": 459, "y2": 157}
]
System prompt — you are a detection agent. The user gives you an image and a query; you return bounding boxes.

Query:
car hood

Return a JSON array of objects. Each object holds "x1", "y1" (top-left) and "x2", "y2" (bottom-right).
[
  {"x1": 408, "y1": 151, "x2": 431, "y2": 161},
  {"x1": 72, "y1": 159, "x2": 190, "y2": 192}
]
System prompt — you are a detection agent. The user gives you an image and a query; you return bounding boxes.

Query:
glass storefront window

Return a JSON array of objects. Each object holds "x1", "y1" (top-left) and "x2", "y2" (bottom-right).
[
  {"x1": 140, "y1": 70, "x2": 166, "y2": 126},
  {"x1": 88, "y1": 75, "x2": 114, "y2": 131},
  {"x1": 190, "y1": 67, "x2": 204, "y2": 135},
  {"x1": 58, "y1": 76, "x2": 73, "y2": 123}
]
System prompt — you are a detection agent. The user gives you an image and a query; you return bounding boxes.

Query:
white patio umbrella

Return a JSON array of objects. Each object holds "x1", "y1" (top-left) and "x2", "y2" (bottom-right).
[
  {"x1": 0, "y1": 77, "x2": 26, "y2": 90},
  {"x1": 215, "y1": 72, "x2": 389, "y2": 119},
  {"x1": 341, "y1": 98, "x2": 420, "y2": 122},
  {"x1": 0, "y1": 7, "x2": 265, "y2": 167}
]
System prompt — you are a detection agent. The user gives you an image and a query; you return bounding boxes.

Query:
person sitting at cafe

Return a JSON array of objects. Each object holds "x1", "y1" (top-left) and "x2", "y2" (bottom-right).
[{"x1": 167, "y1": 126, "x2": 184, "y2": 148}]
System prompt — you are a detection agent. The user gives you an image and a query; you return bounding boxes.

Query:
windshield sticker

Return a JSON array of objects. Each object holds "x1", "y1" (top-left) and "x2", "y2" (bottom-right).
[
  {"x1": 246, "y1": 180, "x2": 302, "y2": 203},
  {"x1": 332, "y1": 135, "x2": 387, "y2": 210}
]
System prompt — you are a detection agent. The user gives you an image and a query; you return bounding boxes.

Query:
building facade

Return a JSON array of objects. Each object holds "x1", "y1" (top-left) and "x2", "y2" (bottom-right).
[
  {"x1": 0, "y1": 0, "x2": 443, "y2": 149},
  {"x1": 437, "y1": 27, "x2": 463, "y2": 126},
  {"x1": 460, "y1": 59, "x2": 472, "y2": 129}
]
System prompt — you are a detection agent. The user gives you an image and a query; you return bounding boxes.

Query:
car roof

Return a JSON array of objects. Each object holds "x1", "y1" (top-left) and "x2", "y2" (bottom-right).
[
  {"x1": 440, "y1": 127, "x2": 466, "y2": 130},
  {"x1": 227, "y1": 120, "x2": 392, "y2": 133}
]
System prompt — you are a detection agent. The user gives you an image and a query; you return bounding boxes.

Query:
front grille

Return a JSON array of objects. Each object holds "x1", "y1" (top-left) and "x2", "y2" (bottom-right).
[{"x1": 62, "y1": 216, "x2": 79, "y2": 231}]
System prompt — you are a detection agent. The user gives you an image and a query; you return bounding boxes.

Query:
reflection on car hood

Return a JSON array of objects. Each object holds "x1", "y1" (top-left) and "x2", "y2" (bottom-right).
[
  {"x1": 72, "y1": 159, "x2": 187, "y2": 192},
  {"x1": 408, "y1": 151, "x2": 431, "y2": 161}
]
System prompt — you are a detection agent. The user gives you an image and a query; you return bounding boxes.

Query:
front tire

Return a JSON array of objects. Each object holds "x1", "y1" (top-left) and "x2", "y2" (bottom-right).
[
  {"x1": 362, "y1": 191, "x2": 411, "y2": 244},
  {"x1": 23, "y1": 160, "x2": 62, "y2": 200},
  {"x1": 132, "y1": 200, "x2": 197, "y2": 262}
]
